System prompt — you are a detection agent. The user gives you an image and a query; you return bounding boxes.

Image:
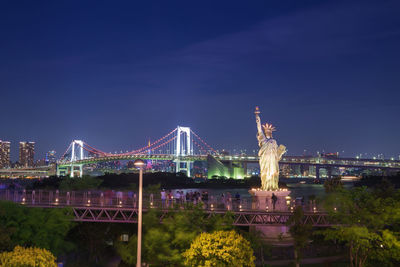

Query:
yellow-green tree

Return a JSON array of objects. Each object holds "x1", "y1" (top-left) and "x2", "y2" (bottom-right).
[
  {"x1": 116, "y1": 206, "x2": 235, "y2": 266},
  {"x1": 183, "y1": 230, "x2": 255, "y2": 267},
  {"x1": 0, "y1": 246, "x2": 57, "y2": 267}
]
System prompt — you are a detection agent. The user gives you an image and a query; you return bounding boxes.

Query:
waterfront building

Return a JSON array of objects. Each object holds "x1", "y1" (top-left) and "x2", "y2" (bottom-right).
[
  {"x1": 45, "y1": 150, "x2": 57, "y2": 165},
  {"x1": 19, "y1": 141, "x2": 35, "y2": 167},
  {"x1": 0, "y1": 140, "x2": 11, "y2": 168},
  {"x1": 35, "y1": 158, "x2": 47, "y2": 167}
]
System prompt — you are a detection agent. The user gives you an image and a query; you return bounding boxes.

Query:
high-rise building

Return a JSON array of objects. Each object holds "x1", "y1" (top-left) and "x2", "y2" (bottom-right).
[
  {"x1": 19, "y1": 141, "x2": 35, "y2": 167},
  {"x1": 0, "y1": 140, "x2": 11, "y2": 168},
  {"x1": 45, "y1": 150, "x2": 57, "y2": 165}
]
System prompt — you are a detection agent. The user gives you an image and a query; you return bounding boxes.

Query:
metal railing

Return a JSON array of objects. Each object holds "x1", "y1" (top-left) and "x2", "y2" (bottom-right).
[{"x1": 0, "y1": 189, "x2": 321, "y2": 213}]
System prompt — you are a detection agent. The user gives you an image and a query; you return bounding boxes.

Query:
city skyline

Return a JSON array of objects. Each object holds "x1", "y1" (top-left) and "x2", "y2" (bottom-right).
[
  {"x1": 2, "y1": 130, "x2": 398, "y2": 164},
  {"x1": 1, "y1": 0, "x2": 400, "y2": 160}
]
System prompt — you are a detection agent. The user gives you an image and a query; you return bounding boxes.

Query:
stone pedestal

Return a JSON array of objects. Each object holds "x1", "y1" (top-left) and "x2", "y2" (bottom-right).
[
  {"x1": 249, "y1": 189, "x2": 291, "y2": 211},
  {"x1": 249, "y1": 189, "x2": 293, "y2": 244}
]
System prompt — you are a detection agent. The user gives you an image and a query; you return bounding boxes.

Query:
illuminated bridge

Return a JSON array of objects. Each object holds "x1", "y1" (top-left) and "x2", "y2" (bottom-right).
[
  {"x1": 55, "y1": 126, "x2": 400, "y2": 178},
  {"x1": 1, "y1": 126, "x2": 399, "y2": 178}
]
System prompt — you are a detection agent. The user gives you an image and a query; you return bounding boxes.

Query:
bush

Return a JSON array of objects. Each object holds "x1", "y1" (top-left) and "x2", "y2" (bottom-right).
[
  {"x1": 183, "y1": 230, "x2": 255, "y2": 267},
  {"x1": 0, "y1": 246, "x2": 57, "y2": 267}
]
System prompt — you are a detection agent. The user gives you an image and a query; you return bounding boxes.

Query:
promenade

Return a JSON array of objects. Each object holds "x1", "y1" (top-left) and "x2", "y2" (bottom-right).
[{"x1": 0, "y1": 189, "x2": 331, "y2": 226}]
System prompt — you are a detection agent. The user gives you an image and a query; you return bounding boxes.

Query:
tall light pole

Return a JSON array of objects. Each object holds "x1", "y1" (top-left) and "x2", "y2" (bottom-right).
[{"x1": 134, "y1": 159, "x2": 145, "y2": 267}]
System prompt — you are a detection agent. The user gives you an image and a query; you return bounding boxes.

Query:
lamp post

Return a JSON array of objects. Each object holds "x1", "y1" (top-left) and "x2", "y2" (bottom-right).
[{"x1": 134, "y1": 159, "x2": 145, "y2": 267}]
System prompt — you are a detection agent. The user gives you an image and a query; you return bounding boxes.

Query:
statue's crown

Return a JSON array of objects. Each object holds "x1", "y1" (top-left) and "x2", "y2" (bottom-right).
[{"x1": 262, "y1": 123, "x2": 276, "y2": 135}]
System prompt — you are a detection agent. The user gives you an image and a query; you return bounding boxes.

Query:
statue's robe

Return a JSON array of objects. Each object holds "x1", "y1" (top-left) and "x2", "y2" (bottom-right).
[{"x1": 257, "y1": 133, "x2": 286, "y2": 191}]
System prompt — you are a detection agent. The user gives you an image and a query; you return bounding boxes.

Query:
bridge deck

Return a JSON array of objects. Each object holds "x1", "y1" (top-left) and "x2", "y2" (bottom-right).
[
  {"x1": 0, "y1": 190, "x2": 332, "y2": 226},
  {"x1": 56, "y1": 154, "x2": 400, "y2": 169}
]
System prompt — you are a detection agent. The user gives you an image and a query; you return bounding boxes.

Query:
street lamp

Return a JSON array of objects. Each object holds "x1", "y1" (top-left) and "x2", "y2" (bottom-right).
[{"x1": 134, "y1": 159, "x2": 145, "y2": 267}]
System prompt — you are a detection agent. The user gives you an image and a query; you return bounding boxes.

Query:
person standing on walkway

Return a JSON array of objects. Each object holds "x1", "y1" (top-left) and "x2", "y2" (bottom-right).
[
  {"x1": 161, "y1": 189, "x2": 166, "y2": 208},
  {"x1": 272, "y1": 193, "x2": 278, "y2": 210}
]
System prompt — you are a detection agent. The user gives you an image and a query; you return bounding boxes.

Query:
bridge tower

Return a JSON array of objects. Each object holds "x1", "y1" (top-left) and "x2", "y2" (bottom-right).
[
  {"x1": 175, "y1": 126, "x2": 193, "y2": 177},
  {"x1": 70, "y1": 140, "x2": 84, "y2": 178},
  {"x1": 57, "y1": 140, "x2": 85, "y2": 178}
]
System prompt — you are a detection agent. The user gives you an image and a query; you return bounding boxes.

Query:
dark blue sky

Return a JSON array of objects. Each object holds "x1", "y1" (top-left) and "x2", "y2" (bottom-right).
[{"x1": 1, "y1": 0, "x2": 400, "y2": 161}]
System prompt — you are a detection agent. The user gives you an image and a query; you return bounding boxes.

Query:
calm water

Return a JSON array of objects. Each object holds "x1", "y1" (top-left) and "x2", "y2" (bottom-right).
[{"x1": 169, "y1": 181, "x2": 354, "y2": 200}]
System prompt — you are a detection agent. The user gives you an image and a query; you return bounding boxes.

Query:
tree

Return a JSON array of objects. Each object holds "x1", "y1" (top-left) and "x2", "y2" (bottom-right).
[
  {"x1": 323, "y1": 226, "x2": 377, "y2": 267},
  {"x1": 68, "y1": 222, "x2": 133, "y2": 266},
  {"x1": 0, "y1": 225, "x2": 13, "y2": 252},
  {"x1": 323, "y1": 177, "x2": 343, "y2": 193},
  {"x1": 59, "y1": 176, "x2": 102, "y2": 191},
  {"x1": 286, "y1": 206, "x2": 312, "y2": 267},
  {"x1": 320, "y1": 187, "x2": 400, "y2": 267},
  {"x1": 240, "y1": 229, "x2": 271, "y2": 266},
  {"x1": 0, "y1": 246, "x2": 57, "y2": 267},
  {"x1": 0, "y1": 201, "x2": 74, "y2": 256},
  {"x1": 183, "y1": 230, "x2": 255, "y2": 267},
  {"x1": 372, "y1": 229, "x2": 400, "y2": 266},
  {"x1": 116, "y1": 205, "x2": 235, "y2": 266},
  {"x1": 115, "y1": 235, "x2": 137, "y2": 266},
  {"x1": 322, "y1": 226, "x2": 400, "y2": 267}
]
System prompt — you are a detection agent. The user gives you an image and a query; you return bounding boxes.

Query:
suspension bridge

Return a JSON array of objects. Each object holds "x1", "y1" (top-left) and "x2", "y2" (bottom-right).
[
  {"x1": 56, "y1": 125, "x2": 400, "y2": 178},
  {"x1": 1, "y1": 125, "x2": 399, "y2": 178},
  {"x1": 56, "y1": 126, "x2": 218, "y2": 177}
]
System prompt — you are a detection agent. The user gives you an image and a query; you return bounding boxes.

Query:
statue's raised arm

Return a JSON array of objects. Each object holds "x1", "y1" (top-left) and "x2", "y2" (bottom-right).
[{"x1": 255, "y1": 106, "x2": 266, "y2": 141}]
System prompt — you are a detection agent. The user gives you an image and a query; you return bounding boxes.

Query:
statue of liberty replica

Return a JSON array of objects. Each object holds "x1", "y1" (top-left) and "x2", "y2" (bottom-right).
[
  {"x1": 250, "y1": 106, "x2": 291, "y2": 242},
  {"x1": 255, "y1": 106, "x2": 286, "y2": 191},
  {"x1": 250, "y1": 106, "x2": 290, "y2": 212}
]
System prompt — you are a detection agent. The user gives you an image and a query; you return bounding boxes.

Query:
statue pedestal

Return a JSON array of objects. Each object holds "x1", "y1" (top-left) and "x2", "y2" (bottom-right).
[
  {"x1": 249, "y1": 189, "x2": 291, "y2": 211},
  {"x1": 249, "y1": 189, "x2": 292, "y2": 244}
]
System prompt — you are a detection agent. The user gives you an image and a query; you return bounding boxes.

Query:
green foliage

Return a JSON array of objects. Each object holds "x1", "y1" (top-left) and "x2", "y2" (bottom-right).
[
  {"x1": 0, "y1": 246, "x2": 57, "y2": 267},
  {"x1": 30, "y1": 176, "x2": 64, "y2": 190},
  {"x1": 355, "y1": 174, "x2": 400, "y2": 189},
  {"x1": 322, "y1": 226, "x2": 400, "y2": 267},
  {"x1": 372, "y1": 230, "x2": 400, "y2": 266},
  {"x1": 115, "y1": 236, "x2": 137, "y2": 266},
  {"x1": 0, "y1": 225, "x2": 13, "y2": 252},
  {"x1": 286, "y1": 206, "x2": 312, "y2": 266},
  {"x1": 240, "y1": 229, "x2": 271, "y2": 265},
  {"x1": 59, "y1": 176, "x2": 102, "y2": 191},
  {"x1": 371, "y1": 178, "x2": 398, "y2": 200},
  {"x1": 0, "y1": 201, "x2": 74, "y2": 256},
  {"x1": 323, "y1": 187, "x2": 400, "y2": 229},
  {"x1": 182, "y1": 230, "x2": 255, "y2": 267},
  {"x1": 144, "y1": 183, "x2": 160, "y2": 194},
  {"x1": 116, "y1": 205, "x2": 235, "y2": 266},
  {"x1": 323, "y1": 177, "x2": 343, "y2": 193},
  {"x1": 320, "y1": 186, "x2": 400, "y2": 267},
  {"x1": 67, "y1": 222, "x2": 133, "y2": 265},
  {"x1": 322, "y1": 226, "x2": 377, "y2": 267}
]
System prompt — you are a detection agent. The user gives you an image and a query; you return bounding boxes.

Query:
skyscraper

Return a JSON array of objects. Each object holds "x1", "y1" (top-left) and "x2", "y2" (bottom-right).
[
  {"x1": 19, "y1": 141, "x2": 35, "y2": 167},
  {"x1": 0, "y1": 140, "x2": 11, "y2": 168},
  {"x1": 45, "y1": 150, "x2": 57, "y2": 165}
]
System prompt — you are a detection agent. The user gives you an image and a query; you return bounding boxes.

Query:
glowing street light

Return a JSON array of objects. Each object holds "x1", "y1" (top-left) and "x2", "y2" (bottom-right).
[{"x1": 134, "y1": 159, "x2": 145, "y2": 267}]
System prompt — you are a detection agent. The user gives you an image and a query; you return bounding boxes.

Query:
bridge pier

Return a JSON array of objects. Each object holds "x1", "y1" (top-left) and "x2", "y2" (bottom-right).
[
  {"x1": 56, "y1": 164, "x2": 61, "y2": 177},
  {"x1": 70, "y1": 164, "x2": 83, "y2": 178},
  {"x1": 175, "y1": 160, "x2": 191, "y2": 177},
  {"x1": 327, "y1": 166, "x2": 332, "y2": 179},
  {"x1": 243, "y1": 162, "x2": 248, "y2": 177},
  {"x1": 57, "y1": 164, "x2": 83, "y2": 177}
]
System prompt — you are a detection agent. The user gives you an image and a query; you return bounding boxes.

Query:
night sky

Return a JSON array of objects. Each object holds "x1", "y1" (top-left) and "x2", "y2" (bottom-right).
[{"x1": 1, "y1": 0, "x2": 400, "y2": 161}]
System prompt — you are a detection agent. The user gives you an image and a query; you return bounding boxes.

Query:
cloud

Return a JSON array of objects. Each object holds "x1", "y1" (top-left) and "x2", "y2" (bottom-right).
[{"x1": 121, "y1": 0, "x2": 400, "y2": 96}]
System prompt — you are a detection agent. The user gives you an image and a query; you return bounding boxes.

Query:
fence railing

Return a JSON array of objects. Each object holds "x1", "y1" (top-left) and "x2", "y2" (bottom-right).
[{"x1": 0, "y1": 189, "x2": 322, "y2": 213}]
